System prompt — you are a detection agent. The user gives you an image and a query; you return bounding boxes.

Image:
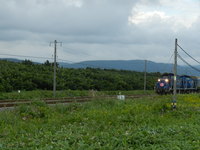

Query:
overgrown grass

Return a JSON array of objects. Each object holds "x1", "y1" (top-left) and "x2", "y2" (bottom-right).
[
  {"x1": 0, "y1": 90, "x2": 154, "y2": 100},
  {"x1": 0, "y1": 94, "x2": 200, "y2": 149}
]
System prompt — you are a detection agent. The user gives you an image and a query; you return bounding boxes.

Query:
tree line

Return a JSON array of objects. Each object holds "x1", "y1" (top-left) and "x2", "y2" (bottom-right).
[{"x1": 0, "y1": 60, "x2": 161, "y2": 92}]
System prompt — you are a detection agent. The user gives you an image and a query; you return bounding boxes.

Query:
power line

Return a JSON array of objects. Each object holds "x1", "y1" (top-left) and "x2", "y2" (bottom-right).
[
  {"x1": 166, "y1": 51, "x2": 174, "y2": 73},
  {"x1": 0, "y1": 51, "x2": 147, "y2": 72},
  {"x1": 62, "y1": 46, "x2": 90, "y2": 57},
  {"x1": 58, "y1": 58, "x2": 114, "y2": 70},
  {"x1": 177, "y1": 44, "x2": 200, "y2": 65},
  {"x1": 0, "y1": 52, "x2": 112, "y2": 70},
  {"x1": 167, "y1": 53, "x2": 174, "y2": 64},
  {"x1": 177, "y1": 54, "x2": 200, "y2": 73},
  {"x1": 0, "y1": 53, "x2": 53, "y2": 60},
  {"x1": 57, "y1": 58, "x2": 74, "y2": 64}
]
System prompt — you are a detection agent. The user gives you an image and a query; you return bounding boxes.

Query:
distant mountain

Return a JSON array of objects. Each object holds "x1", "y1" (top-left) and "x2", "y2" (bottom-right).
[
  {"x1": 0, "y1": 58, "x2": 22, "y2": 62},
  {"x1": 0, "y1": 58, "x2": 40, "y2": 64},
  {"x1": 59, "y1": 60, "x2": 200, "y2": 76},
  {"x1": 1, "y1": 58, "x2": 199, "y2": 76}
]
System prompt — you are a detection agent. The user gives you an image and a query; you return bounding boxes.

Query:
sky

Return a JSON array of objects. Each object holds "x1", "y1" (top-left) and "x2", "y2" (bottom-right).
[{"x1": 0, "y1": 0, "x2": 200, "y2": 65}]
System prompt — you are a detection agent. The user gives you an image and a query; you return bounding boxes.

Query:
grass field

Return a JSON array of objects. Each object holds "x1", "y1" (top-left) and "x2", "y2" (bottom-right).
[
  {"x1": 0, "y1": 93, "x2": 200, "y2": 149},
  {"x1": 0, "y1": 90, "x2": 154, "y2": 100}
]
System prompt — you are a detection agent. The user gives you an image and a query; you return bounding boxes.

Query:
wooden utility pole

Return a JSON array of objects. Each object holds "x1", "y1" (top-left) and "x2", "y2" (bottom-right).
[
  {"x1": 172, "y1": 38, "x2": 178, "y2": 109},
  {"x1": 50, "y1": 40, "x2": 62, "y2": 97}
]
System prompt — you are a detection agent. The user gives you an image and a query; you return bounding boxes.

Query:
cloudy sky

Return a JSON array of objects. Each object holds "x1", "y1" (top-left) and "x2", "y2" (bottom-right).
[{"x1": 0, "y1": 0, "x2": 200, "y2": 65}]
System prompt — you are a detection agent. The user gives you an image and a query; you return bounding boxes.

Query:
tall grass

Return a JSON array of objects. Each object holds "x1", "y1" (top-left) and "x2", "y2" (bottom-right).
[
  {"x1": 0, "y1": 90, "x2": 154, "y2": 100},
  {"x1": 0, "y1": 94, "x2": 200, "y2": 149}
]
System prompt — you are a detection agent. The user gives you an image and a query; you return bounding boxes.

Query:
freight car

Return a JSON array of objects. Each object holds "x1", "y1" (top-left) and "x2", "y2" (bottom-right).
[{"x1": 155, "y1": 73, "x2": 200, "y2": 94}]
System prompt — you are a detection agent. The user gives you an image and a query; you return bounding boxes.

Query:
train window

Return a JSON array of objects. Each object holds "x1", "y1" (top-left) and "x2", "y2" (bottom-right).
[{"x1": 162, "y1": 76, "x2": 169, "y2": 79}]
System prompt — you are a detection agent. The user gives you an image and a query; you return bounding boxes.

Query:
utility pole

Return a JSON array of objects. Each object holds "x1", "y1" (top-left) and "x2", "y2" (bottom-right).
[
  {"x1": 50, "y1": 40, "x2": 62, "y2": 97},
  {"x1": 172, "y1": 38, "x2": 178, "y2": 109},
  {"x1": 144, "y1": 60, "x2": 147, "y2": 92}
]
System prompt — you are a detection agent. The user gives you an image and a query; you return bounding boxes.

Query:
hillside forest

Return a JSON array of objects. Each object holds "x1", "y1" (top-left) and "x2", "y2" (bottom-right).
[{"x1": 0, "y1": 60, "x2": 161, "y2": 92}]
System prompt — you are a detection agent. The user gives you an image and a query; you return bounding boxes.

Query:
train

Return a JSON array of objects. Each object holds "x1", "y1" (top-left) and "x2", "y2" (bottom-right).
[{"x1": 155, "y1": 73, "x2": 200, "y2": 94}]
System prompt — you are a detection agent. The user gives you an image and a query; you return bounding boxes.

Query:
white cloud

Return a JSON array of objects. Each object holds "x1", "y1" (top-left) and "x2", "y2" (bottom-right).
[
  {"x1": 129, "y1": 0, "x2": 200, "y2": 29},
  {"x1": 0, "y1": 0, "x2": 199, "y2": 66},
  {"x1": 129, "y1": 10, "x2": 170, "y2": 25}
]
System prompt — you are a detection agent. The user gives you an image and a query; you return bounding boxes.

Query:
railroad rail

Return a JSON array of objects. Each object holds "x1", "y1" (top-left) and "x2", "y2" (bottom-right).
[{"x1": 0, "y1": 94, "x2": 156, "y2": 108}]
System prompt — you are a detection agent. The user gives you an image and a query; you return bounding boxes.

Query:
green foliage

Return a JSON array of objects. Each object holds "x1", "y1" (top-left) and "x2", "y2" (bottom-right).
[
  {"x1": 0, "y1": 90, "x2": 154, "y2": 100},
  {"x1": 0, "y1": 60, "x2": 160, "y2": 92},
  {"x1": 17, "y1": 100, "x2": 49, "y2": 119},
  {"x1": 0, "y1": 94, "x2": 200, "y2": 149}
]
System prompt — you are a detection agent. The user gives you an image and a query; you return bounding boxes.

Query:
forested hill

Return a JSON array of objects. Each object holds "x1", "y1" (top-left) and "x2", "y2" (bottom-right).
[
  {"x1": 0, "y1": 60, "x2": 161, "y2": 92},
  {"x1": 2, "y1": 58, "x2": 199, "y2": 76},
  {"x1": 60, "y1": 60, "x2": 200, "y2": 76}
]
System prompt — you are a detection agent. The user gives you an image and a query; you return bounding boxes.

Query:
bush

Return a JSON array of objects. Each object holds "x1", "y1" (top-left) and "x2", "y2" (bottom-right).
[{"x1": 17, "y1": 100, "x2": 49, "y2": 119}]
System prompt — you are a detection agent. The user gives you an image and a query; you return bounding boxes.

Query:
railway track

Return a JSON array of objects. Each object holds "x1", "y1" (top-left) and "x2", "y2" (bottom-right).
[{"x1": 0, "y1": 94, "x2": 156, "y2": 108}]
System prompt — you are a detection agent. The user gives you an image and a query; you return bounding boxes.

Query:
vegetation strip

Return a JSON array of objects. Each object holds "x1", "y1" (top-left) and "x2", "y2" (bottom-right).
[
  {"x1": 1, "y1": 94, "x2": 200, "y2": 149},
  {"x1": 0, "y1": 60, "x2": 159, "y2": 92},
  {"x1": 0, "y1": 94, "x2": 157, "y2": 108}
]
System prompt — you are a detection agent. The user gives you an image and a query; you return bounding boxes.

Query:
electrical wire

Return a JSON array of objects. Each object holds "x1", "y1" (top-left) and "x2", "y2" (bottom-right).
[
  {"x1": 167, "y1": 53, "x2": 174, "y2": 64},
  {"x1": 0, "y1": 51, "x2": 147, "y2": 72},
  {"x1": 62, "y1": 46, "x2": 90, "y2": 57},
  {"x1": 57, "y1": 58, "x2": 114, "y2": 70},
  {"x1": 0, "y1": 52, "x2": 112, "y2": 70},
  {"x1": 177, "y1": 44, "x2": 200, "y2": 65},
  {"x1": 0, "y1": 53, "x2": 53, "y2": 60},
  {"x1": 166, "y1": 51, "x2": 174, "y2": 73},
  {"x1": 177, "y1": 54, "x2": 200, "y2": 73}
]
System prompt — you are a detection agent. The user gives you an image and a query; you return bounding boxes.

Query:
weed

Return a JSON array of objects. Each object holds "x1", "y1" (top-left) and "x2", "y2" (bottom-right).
[{"x1": 0, "y1": 94, "x2": 200, "y2": 149}]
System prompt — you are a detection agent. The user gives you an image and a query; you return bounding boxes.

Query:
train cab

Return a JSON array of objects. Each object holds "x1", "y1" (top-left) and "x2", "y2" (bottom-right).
[
  {"x1": 155, "y1": 73, "x2": 174, "y2": 94},
  {"x1": 155, "y1": 73, "x2": 199, "y2": 94}
]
